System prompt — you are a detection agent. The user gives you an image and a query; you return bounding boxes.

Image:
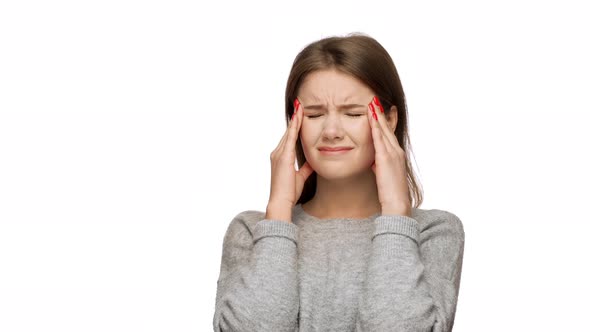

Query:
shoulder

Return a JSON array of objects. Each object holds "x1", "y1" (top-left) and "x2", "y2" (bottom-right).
[
  {"x1": 222, "y1": 209, "x2": 267, "y2": 242},
  {"x1": 222, "y1": 209, "x2": 300, "y2": 246},
  {"x1": 411, "y1": 207, "x2": 465, "y2": 241},
  {"x1": 226, "y1": 209, "x2": 267, "y2": 232}
]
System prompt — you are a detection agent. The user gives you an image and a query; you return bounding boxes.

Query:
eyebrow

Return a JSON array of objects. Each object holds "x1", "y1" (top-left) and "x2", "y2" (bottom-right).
[{"x1": 303, "y1": 103, "x2": 366, "y2": 110}]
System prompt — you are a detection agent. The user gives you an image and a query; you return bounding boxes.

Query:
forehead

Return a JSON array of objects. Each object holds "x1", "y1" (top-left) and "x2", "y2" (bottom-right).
[{"x1": 298, "y1": 69, "x2": 374, "y2": 100}]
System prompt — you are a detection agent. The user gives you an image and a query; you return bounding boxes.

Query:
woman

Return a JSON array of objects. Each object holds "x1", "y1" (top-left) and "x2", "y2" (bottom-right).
[{"x1": 213, "y1": 33, "x2": 465, "y2": 332}]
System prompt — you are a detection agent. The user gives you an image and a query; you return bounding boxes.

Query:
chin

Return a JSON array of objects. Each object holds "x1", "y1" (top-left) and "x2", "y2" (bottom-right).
[{"x1": 312, "y1": 164, "x2": 369, "y2": 180}]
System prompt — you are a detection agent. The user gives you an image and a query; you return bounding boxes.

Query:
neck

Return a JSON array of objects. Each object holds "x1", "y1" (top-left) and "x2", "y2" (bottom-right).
[{"x1": 304, "y1": 170, "x2": 381, "y2": 219}]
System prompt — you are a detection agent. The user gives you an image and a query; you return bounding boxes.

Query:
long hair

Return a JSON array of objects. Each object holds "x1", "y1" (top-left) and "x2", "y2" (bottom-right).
[{"x1": 285, "y1": 32, "x2": 424, "y2": 208}]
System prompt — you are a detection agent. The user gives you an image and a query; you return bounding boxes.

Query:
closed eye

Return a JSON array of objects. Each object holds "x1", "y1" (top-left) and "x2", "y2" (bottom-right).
[{"x1": 307, "y1": 114, "x2": 364, "y2": 119}]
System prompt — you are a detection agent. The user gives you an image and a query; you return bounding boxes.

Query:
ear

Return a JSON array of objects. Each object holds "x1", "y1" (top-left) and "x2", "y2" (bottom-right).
[{"x1": 386, "y1": 105, "x2": 398, "y2": 132}]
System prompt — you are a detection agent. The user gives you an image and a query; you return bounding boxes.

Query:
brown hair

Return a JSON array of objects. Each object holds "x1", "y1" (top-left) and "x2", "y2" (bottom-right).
[{"x1": 285, "y1": 32, "x2": 424, "y2": 208}]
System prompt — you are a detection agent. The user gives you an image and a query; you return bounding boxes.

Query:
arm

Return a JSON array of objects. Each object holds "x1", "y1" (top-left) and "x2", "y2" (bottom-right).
[
  {"x1": 213, "y1": 211, "x2": 300, "y2": 332},
  {"x1": 356, "y1": 210, "x2": 465, "y2": 332}
]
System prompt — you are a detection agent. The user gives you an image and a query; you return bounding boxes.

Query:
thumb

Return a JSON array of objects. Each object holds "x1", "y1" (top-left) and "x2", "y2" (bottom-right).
[{"x1": 297, "y1": 161, "x2": 315, "y2": 181}]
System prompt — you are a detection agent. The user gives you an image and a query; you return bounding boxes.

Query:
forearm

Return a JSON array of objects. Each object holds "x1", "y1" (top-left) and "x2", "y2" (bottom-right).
[
  {"x1": 214, "y1": 220, "x2": 299, "y2": 332},
  {"x1": 356, "y1": 215, "x2": 461, "y2": 332},
  {"x1": 265, "y1": 202, "x2": 293, "y2": 223}
]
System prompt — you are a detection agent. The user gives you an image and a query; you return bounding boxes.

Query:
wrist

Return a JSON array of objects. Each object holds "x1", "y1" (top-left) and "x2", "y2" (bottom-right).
[
  {"x1": 381, "y1": 204, "x2": 411, "y2": 217},
  {"x1": 266, "y1": 202, "x2": 293, "y2": 223}
]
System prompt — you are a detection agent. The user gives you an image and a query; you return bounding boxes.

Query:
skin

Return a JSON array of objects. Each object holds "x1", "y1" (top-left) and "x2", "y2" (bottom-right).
[{"x1": 295, "y1": 69, "x2": 412, "y2": 219}]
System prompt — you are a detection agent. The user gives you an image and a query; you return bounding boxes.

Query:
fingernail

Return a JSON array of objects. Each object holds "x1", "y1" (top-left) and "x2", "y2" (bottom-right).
[
  {"x1": 291, "y1": 99, "x2": 300, "y2": 121},
  {"x1": 373, "y1": 96, "x2": 384, "y2": 113},
  {"x1": 369, "y1": 104, "x2": 378, "y2": 121}
]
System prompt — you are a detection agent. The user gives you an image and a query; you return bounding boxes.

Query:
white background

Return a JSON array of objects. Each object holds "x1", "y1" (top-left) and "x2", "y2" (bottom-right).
[{"x1": 1, "y1": 0, "x2": 589, "y2": 331}]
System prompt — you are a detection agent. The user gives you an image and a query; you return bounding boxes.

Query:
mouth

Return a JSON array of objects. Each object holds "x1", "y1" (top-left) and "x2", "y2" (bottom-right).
[{"x1": 318, "y1": 147, "x2": 353, "y2": 155}]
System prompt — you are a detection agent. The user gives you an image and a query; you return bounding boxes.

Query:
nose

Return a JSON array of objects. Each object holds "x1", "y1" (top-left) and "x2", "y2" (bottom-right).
[{"x1": 321, "y1": 112, "x2": 345, "y2": 140}]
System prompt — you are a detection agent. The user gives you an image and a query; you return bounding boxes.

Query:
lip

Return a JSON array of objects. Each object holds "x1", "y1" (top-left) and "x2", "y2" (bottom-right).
[
  {"x1": 318, "y1": 147, "x2": 353, "y2": 151},
  {"x1": 318, "y1": 147, "x2": 353, "y2": 156}
]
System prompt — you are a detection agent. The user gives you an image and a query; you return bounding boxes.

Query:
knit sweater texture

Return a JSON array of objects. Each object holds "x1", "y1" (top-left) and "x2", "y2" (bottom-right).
[{"x1": 213, "y1": 203, "x2": 465, "y2": 332}]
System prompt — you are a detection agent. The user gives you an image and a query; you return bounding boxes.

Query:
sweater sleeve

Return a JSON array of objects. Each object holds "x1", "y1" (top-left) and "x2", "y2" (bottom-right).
[
  {"x1": 213, "y1": 212, "x2": 300, "y2": 332},
  {"x1": 356, "y1": 210, "x2": 465, "y2": 332}
]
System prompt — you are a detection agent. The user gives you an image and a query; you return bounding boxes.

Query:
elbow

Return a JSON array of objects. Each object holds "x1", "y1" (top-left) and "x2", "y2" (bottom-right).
[
  {"x1": 213, "y1": 302, "x2": 298, "y2": 332},
  {"x1": 213, "y1": 306, "x2": 260, "y2": 332},
  {"x1": 357, "y1": 307, "x2": 452, "y2": 332}
]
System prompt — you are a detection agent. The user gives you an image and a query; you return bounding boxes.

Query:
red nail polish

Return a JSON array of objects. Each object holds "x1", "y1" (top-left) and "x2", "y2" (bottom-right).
[
  {"x1": 369, "y1": 104, "x2": 378, "y2": 120},
  {"x1": 373, "y1": 96, "x2": 384, "y2": 113},
  {"x1": 294, "y1": 98, "x2": 300, "y2": 112}
]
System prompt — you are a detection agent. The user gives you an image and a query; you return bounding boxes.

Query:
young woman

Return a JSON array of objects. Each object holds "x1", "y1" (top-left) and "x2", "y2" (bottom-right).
[{"x1": 213, "y1": 33, "x2": 465, "y2": 332}]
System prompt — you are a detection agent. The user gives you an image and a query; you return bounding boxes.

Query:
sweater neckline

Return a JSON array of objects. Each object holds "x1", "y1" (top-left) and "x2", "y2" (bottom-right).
[{"x1": 294, "y1": 203, "x2": 381, "y2": 222}]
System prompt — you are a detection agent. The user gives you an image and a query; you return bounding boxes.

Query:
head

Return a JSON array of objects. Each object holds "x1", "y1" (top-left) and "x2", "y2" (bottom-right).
[{"x1": 285, "y1": 33, "x2": 423, "y2": 208}]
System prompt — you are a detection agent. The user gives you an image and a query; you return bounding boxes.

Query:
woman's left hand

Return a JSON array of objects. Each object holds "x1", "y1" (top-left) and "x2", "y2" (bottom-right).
[{"x1": 368, "y1": 96, "x2": 412, "y2": 217}]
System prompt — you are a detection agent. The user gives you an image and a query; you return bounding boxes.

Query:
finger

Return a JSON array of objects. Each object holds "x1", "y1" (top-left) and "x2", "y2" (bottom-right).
[
  {"x1": 295, "y1": 161, "x2": 315, "y2": 198},
  {"x1": 279, "y1": 116, "x2": 293, "y2": 146},
  {"x1": 369, "y1": 102, "x2": 394, "y2": 155},
  {"x1": 371, "y1": 98, "x2": 398, "y2": 152},
  {"x1": 296, "y1": 100, "x2": 304, "y2": 133},
  {"x1": 279, "y1": 100, "x2": 301, "y2": 155},
  {"x1": 296, "y1": 160, "x2": 314, "y2": 180},
  {"x1": 367, "y1": 107, "x2": 379, "y2": 174},
  {"x1": 276, "y1": 98, "x2": 300, "y2": 150},
  {"x1": 288, "y1": 100, "x2": 304, "y2": 150},
  {"x1": 368, "y1": 103, "x2": 388, "y2": 159},
  {"x1": 275, "y1": 112, "x2": 294, "y2": 154}
]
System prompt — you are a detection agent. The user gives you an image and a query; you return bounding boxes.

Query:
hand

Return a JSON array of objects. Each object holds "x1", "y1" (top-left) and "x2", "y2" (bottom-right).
[
  {"x1": 267, "y1": 98, "x2": 315, "y2": 212},
  {"x1": 367, "y1": 96, "x2": 412, "y2": 217}
]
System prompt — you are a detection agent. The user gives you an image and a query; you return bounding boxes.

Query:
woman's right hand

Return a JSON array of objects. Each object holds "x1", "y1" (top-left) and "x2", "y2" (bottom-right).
[{"x1": 266, "y1": 98, "x2": 315, "y2": 220}]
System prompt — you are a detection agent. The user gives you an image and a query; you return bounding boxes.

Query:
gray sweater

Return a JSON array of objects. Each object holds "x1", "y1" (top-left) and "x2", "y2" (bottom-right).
[{"x1": 213, "y1": 203, "x2": 465, "y2": 332}]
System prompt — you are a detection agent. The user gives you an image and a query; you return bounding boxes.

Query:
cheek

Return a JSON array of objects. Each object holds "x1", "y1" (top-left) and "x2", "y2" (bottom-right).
[
  {"x1": 349, "y1": 118, "x2": 371, "y2": 135},
  {"x1": 299, "y1": 121, "x2": 317, "y2": 139},
  {"x1": 352, "y1": 121, "x2": 372, "y2": 141},
  {"x1": 298, "y1": 126, "x2": 312, "y2": 150}
]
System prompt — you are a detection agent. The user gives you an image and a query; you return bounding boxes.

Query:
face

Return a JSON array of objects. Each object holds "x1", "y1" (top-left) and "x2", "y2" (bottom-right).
[{"x1": 297, "y1": 68, "x2": 376, "y2": 180}]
